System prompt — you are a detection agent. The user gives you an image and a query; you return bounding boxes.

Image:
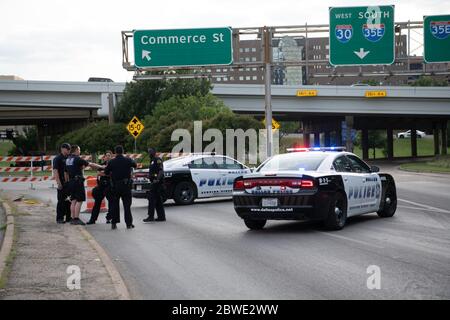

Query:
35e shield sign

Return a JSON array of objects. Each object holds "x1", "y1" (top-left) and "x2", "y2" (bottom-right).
[{"x1": 424, "y1": 15, "x2": 450, "y2": 63}]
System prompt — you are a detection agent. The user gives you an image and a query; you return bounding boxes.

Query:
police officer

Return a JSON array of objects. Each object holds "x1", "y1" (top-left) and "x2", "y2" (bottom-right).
[
  {"x1": 104, "y1": 145, "x2": 137, "y2": 230},
  {"x1": 53, "y1": 142, "x2": 71, "y2": 224},
  {"x1": 143, "y1": 147, "x2": 166, "y2": 222},
  {"x1": 65, "y1": 145, "x2": 104, "y2": 225},
  {"x1": 87, "y1": 150, "x2": 113, "y2": 225}
]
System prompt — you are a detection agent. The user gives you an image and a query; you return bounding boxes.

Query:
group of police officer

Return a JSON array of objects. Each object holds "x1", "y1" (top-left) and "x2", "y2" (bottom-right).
[{"x1": 53, "y1": 143, "x2": 166, "y2": 230}]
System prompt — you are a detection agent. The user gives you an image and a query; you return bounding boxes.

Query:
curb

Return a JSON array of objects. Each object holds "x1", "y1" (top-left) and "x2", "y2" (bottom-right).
[
  {"x1": 0, "y1": 201, "x2": 15, "y2": 284},
  {"x1": 77, "y1": 226, "x2": 131, "y2": 300},
  {"x1": 397, "y1": 166, "x2": 450, "y2": 175}
]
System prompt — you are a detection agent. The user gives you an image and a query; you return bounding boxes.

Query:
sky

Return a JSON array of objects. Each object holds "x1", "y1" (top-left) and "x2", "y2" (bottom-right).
[{"x1": 0, "y1": 0, "x2": 448, "y2": 82}]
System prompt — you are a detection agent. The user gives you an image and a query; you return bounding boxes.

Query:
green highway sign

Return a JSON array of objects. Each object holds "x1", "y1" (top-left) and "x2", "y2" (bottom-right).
[
  {"x1": 424, "y1": 15, "x2": 450, "y2": 63},
  {"x1": 133, "y1": 27, "x2": 233, "y2": 68},
  {"x1": 329, "y1": 5, "x2": 395, "y2": 66}
]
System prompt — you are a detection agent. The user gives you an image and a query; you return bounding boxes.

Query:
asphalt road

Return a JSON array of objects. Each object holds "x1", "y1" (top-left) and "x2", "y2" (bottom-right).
[
  {"x1": 2, "y1": 167, "x2": 449, "y2": 299},
  {"x1": 84, "y1": 167, "x2": 450, "y2": 300}
]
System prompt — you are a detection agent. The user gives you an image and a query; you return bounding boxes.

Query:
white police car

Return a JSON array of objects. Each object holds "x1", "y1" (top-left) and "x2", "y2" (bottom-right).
[
  {"x1": 233, "y1": 147, "x2": 397, "y2": 230},
  {"x1": 133, "y1": 153, "x2": 251, "y2": 205}
]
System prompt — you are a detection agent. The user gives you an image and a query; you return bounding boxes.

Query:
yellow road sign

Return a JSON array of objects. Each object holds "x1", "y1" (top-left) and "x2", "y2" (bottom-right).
[
  {"x1": 365, "y1": 90, "x2": 387, "y2": 98},
  {"x1": 296, "y1": 89, "x2": 318, "y2": 97},
  {"x1": 127, "y1": 116, "x2": 145, "y2": 139},
  {"x1": 263, "y1": 118, "x2": 280, "y2": 130}
]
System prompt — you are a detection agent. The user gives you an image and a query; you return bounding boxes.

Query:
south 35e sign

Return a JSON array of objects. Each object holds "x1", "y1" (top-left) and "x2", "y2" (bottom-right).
[{"x1": 329, "y1": 5, "x2": 394, "y2": 66}]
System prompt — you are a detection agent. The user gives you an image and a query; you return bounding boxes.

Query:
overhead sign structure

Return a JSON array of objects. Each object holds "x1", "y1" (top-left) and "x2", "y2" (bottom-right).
[
  {"x1": 329, "y1": 5, "x2": 395, "y2": 66},
  {"x1": 127, "y1": 116, "x2": 144, "y2": 139},
  {"x1": 133, "y1": 27, "x2": 233, "y2": 68},
  {"x1": 424, "y1": 15, "x2": 450, "y2": 63}
]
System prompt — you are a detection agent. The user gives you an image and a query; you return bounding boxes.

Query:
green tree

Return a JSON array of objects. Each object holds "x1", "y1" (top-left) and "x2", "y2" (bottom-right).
[
  {"x1": 114, "y1": 77, "x2": 211, "y2": 122},
  {"x1": 57, "y1": 121, "x2": 135, "y2": 155},
  {"x1": 9, "y1": 126, "x2": 38, "y2": 155},
  {"x1": 368, "y1": 130, "x2": 387, "y2": 159},
  {"x1": 138, "y1": 94, "x2": 262, "y2": 153}
]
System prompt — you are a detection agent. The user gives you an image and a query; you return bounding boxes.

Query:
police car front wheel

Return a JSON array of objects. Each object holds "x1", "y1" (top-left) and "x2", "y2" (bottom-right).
[
  {"x1": 173, "y1": 181, "x2": 196, "y2": 205},
  {"x1": 324, "y1": 192, "x2": 347, "y2": 230}
]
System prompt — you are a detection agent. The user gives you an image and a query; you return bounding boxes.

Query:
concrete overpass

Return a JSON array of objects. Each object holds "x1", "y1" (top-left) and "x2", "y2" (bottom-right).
[{"x1": 0, "y1": 80, "x2": 448, "y2": 158}]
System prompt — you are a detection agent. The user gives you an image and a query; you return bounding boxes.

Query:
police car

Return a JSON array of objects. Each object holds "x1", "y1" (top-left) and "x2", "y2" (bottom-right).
[
  {"x1": 233, "y1": 147, "x2": 397, "y2": 230},
  {"x1": 132, "y1": 153, "x2": 251, "y2": 205}
]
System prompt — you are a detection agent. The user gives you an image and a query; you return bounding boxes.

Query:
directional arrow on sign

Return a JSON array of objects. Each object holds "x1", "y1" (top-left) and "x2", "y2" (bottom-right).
[
  {"x1": 354, "y1": 48, "x2": 370, "y2": 59},
  {"x1": 142, "y1": 50, "x2": 151, "y2": 61}
]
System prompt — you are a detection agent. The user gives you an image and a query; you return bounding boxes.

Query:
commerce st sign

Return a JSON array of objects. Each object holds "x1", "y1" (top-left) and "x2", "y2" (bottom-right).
[{"x1": 133, "y1": 27, "x2": 233, "y2": 68}]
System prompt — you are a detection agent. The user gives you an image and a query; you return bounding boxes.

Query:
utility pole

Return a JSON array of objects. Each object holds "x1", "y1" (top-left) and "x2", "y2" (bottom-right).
[
  {"x1": 108, "y1": 93, "x2": 115, "y2": 125},
  {"x1": 263, "y1": 26, "x2": 273, "y2": 158}
]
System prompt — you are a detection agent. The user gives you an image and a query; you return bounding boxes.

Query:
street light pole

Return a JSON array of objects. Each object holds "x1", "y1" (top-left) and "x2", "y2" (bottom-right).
[{"x1": 263, "y1": 27, "x2": 273, "y2": 158}]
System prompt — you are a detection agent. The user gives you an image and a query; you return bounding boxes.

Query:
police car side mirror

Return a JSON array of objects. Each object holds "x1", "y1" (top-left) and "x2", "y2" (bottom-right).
[{"x1": 370, "y1": 165, "x2": 380, "y2": 173}]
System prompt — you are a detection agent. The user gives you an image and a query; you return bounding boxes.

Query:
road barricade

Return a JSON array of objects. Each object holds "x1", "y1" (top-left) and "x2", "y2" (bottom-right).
[{"x1": 82, "y1": 176, "x2": 107, "y2": 214}]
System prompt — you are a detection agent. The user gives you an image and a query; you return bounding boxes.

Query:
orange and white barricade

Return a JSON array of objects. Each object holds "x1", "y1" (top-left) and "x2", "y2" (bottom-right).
[{"x1": 82, "y1": 176, "x2": 107, "y2": 214}]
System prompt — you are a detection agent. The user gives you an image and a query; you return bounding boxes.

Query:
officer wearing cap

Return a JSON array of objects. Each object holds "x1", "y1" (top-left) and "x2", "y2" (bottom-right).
[
  {"x1": 143, "y1": 147, "x2": 166, "y2": 222},
  {"x1": 87, "y1": 150, "x2": 113, "y2": 225},
  {"x1": 53, "y1": 142, "x2": 71, "y2": 224},
  {"x1": 104, "y1": 145, "x2": 137, "y2": 230}
]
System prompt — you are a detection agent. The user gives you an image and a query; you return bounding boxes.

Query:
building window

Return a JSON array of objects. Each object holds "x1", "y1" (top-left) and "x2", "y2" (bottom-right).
[
  {"x1": 245, "y1": 57, "x2": 250, "y2": 62},
  {"x1": 252, "y1": 47, "x2": 257, "y2": 52},
  {"x1": 252, "y1": 57, "x2": 257, "y2": 61},
  {"x1": 246, "y1": 76, "x2": 251, "y2": 81},
  {"x1": 252, "y1": 67, "x2": 257, "y2": 71},
  {"x1": 239, "y1": 76, "x2": 244, "y2": 81},
  {"x1": 216, "y1": 77, "x2": 221, "y2": 82},
  {"x1": 223, "y1": 77, "x2": 228, "y2": 82},
  {"x1": 245, "y1": 48, "x2": 250, "y2": 52},
  {"x1": 252, "y1": 76, "x2": 257, "y2": 80},
  {"x1": 230, "y1": 77, "x2": 234, "y2": 81},
  {"x1": 239, "y1": 48, "x2": 244, "y2": 53}
]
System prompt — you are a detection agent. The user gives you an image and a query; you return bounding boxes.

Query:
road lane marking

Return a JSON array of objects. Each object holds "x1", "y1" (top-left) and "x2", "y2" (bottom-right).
[
  {"x1": 398, "y1": 205, "x2": 449, "y2": 213},
  {"x1": 318, "y1": 232, "x2": 384, "y2": 249},
  {"x1": 398, "y1": 198, "x2": 450, "y2": 214}
]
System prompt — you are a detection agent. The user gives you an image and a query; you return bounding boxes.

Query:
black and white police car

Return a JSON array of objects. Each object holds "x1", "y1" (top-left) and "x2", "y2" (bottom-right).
[
  {"x1": 133, "y1": 153, "x2": 251, "y2": 205},
  {"x1": 233, "y1": 147, "x2": 397, "y2": 230}
]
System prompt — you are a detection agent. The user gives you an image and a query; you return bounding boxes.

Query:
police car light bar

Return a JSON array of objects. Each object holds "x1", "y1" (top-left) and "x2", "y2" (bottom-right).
[{"x1": 287, "y1": 146, "x2": 346, "y2": 152}]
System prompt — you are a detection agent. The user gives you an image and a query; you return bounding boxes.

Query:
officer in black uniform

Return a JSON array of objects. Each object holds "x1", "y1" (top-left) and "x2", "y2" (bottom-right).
[
  {"x1": 104, "y1": 145, "x2": 137, "y2": 230},
  {"x1": 65, "y1": 145, "x2": 104, "y2": 225},
  {"x1": 143, "y1": 147, "x2": 166, "y2": 222},
  {"x1": 53, "y1": 143, "x2": 71, "y2": 224},
  {"x1": 87, "y1": 150, "x2": 113, "y2": 225}
]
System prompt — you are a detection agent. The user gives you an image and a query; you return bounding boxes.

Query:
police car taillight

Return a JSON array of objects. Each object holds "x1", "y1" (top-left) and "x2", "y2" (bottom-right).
[
  {"x1": 234, "y1": 179, "x2": 245, "y2": 190},
  {"x1": 234, "y1": 178, "x2": 314, "y2": 189}
]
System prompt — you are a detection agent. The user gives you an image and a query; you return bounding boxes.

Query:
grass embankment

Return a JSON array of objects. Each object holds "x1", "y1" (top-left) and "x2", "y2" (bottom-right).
[{"x1": 400, "y1": 155, "x2": 450, "y2": 174}]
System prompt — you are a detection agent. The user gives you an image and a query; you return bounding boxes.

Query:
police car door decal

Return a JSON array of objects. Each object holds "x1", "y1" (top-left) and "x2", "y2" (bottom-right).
[{"x1": 189, "y1": 157, "x2": 222, "y2": 198}]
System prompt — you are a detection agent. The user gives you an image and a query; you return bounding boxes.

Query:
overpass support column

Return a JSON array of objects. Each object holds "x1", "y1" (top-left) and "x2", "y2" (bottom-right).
[
  {"x1": 324, "y1": 131, "x2": 331, "y2": 147},
  {"x1": 336, "y1": 127, "x2": 342, "y2": 146},
  {"x1": 433, "y1": 123, "x2": 440, "y2": 155},
  {"x1": 442, "y1": 121, "x2": 448, "y2": 155},
  {"x1": 303, "y1": 133, "x2": 310, "y2": 148},
  {"x1": 411, "y1": 126, "x2": 418, "y2": 157},
  {"x1": 345, "y1": 116, "x2": 354, "y2": 152},
  {"x1": 314, "y1": 132, "x2": 321, "y2": 147},
  {"x1": 387, "y1": 127, "x2": 394, "y2": 160},
  {"x1": 361, "y1": 129, "x2": 369, "y2": 160}
]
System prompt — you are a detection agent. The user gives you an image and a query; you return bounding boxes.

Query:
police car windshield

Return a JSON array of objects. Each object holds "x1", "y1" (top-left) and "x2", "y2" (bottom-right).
[
  {"x1": 258, "y1": 152, "x2": 328, "y2": 172},
  {"x1": 163, "y1": 157, "x2": 191, "y2": 168}
]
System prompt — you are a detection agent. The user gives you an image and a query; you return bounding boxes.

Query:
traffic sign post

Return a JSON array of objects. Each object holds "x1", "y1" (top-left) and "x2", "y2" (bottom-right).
[
  {"x1": 424, "y1": 15, "x2": 450, "y2": 63},
  {"x1": 329, "y1": 5, "x2": 395, "y2": 66},
  {"x1": 133, "y1": 27, "x2": 233, "y2": 68},
  {"x1": 127, "y1": 116, "x2": 145, "y2": 153}
]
